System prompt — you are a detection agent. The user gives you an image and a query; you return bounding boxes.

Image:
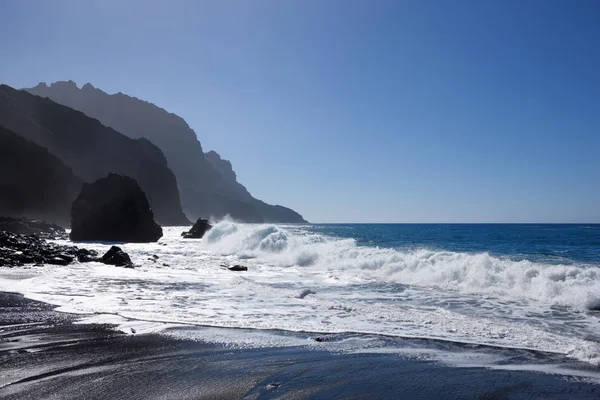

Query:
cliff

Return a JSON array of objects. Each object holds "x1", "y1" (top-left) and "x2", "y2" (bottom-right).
[
  {"x1": 204, "y1": 150, "x2": 305, "y2": 223},
  {"x1": 0, "y1": 124, "x2": 81, "y2": 226},
  {"x1": 0, "y1": 84, "x2": 189, "y2": 226},
  {"x1": 27, "y1": 81, "x2": 306, "y2": 223}
]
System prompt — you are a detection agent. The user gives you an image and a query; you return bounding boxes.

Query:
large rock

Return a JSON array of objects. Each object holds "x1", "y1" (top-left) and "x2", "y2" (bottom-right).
[
  {"x1": 70, "y1": 174, "x2": 163, "y2": 243},
  {"x1": 181, "y1": 218, "x2": 212, "y2": 238},
  {"x1": 101, "y1": 246, "x2": 133, "y2": 268}
]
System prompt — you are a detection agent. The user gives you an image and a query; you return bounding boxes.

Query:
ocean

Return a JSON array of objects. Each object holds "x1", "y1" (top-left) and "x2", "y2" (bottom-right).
[{"x1": 1, "y1": 222, "x2": 599, "y2": 382}]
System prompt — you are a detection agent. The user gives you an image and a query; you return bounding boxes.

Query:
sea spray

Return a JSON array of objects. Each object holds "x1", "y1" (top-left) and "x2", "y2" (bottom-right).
[{"x1": 202, "y1": 221, "x2": 600, "y2": 311}]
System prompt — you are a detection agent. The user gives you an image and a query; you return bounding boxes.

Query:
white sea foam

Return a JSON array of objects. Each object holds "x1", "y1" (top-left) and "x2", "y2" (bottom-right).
[
  {"x1": 203, "y1": 221, "x2": 600, "y2": 310},
  {"x1": 0, "y1": 222, "x2": 599, "y2": 368}
]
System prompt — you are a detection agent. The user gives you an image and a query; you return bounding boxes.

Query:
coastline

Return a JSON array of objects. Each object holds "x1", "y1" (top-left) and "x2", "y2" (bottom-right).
[{"x1": 1, "y1": 292, "x2": 599, "y2": 399}]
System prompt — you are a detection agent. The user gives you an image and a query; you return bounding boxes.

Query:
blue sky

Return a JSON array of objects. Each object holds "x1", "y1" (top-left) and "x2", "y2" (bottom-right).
[{"x1": 1, "y1": 0, "x2": 598, "y2": 222}]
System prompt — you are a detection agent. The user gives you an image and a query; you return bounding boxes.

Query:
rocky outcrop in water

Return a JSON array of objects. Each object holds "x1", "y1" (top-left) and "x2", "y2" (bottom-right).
[
  {"x1": 27, "y1": 81, "x2": 306, "y2": 223},
  {"x1": 70, "y1": 174, "x2": 163, "y2": 243},
  {"x1": 101, "y1": 246, "x2": 133, "y2": 268},
  {"x1": 224, "y1": 264, "x2": 248, "y2": 272},
  {"x1": 181, "y1": 218, "x2": 212, "y2": 239},
  {"x1": 0, "y1": 125, "x2": 82, "y2": 226},
  {"x1": 0, "y1": 84, "x2": 189, "y2": 226},
  {"x1": 0, "y1": 231, "x2": 98, "y2": 267}
]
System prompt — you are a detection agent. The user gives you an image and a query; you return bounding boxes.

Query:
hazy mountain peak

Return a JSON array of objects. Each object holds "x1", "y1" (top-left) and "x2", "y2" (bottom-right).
[
  {"x1": 50, "y1": 80, "x2": 78, "y2": 90},
  {"x1": 81, "y1": 82, "x2": 96, "y2": 91}
]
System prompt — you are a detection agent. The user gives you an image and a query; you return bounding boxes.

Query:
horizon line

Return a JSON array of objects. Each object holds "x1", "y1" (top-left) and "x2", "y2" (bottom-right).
[{"x1": 304, "y1": 222, "x2": 600, "y2": 225}]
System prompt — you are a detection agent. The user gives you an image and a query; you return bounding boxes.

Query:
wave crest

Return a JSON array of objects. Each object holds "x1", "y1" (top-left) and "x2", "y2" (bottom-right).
[{"x1": 203, "y1": 221, "x2": 600, "y2": 310}]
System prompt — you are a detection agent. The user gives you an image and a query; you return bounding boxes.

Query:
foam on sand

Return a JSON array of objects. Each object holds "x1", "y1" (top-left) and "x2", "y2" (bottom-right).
[{"x1": 0, "y1": 222, "x2": 599, "y2": 368}]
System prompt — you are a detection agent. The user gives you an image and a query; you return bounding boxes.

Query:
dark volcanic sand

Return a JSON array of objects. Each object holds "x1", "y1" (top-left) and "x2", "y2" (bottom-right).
[{"x1": 0, "y1": 292, "x2": 599, "y2": 399}]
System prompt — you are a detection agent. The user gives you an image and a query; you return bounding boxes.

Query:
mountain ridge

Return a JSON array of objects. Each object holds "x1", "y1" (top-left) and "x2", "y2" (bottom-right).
[
  {"x1": 27, "y1": 81, "x2": 306, "y2": 223},
  {"x1": 0, "y1": 84, "x2": 190, "y2": 226}
]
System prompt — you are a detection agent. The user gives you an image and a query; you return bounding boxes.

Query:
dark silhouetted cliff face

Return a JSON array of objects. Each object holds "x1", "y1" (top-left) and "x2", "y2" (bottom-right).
[
  {"x1": 0, "y1": 125, "x2": 81, "y2": 226},
  {"x1": 27, "y1": 81, "x2": 307, "y2": 223},
  {"x1": 0, "y1": 84, "x2": 189, "y2": 226}
]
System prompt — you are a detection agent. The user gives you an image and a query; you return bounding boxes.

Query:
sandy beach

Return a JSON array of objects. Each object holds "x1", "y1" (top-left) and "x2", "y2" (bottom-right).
[{"x1": 1, "y1": 292, "x2": 599, "y2": 399}]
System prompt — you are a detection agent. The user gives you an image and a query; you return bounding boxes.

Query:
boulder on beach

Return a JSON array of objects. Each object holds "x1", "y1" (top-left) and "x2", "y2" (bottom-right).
[
  {"x1": 181, "y1": 218, "x2": 212, "y2": 239},
  {"x1": 101, "y1": 246, "x2": 133, "y2": 268},
  {"x1": 0, "y1": 231, "x2": 98, "y2": 267},
  {"x1": 70, "y1": 174, "x2": 163, "y2": 243}
]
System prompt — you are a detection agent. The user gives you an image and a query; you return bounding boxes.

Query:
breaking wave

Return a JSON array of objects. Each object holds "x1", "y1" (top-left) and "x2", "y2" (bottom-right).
[
  {"x1": 204, "y1": 221, "x2": 600, "y2": 310},
  {"x1": 1, "y1": 223, "x2": 599, "y2": 367}
]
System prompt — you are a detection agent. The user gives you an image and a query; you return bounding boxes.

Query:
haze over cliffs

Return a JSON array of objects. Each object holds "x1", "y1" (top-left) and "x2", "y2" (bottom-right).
[
  {"x1": 0, "y1": 84, "x2": 189, "y2": 226},
  {"x1": 27, "y1": 81, "x2": 306, "y2": 223}
]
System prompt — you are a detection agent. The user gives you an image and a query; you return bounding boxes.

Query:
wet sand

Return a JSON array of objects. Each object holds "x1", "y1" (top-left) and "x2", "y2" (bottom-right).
[{"x1": 1, "y1": 292, "x2": 599, "y2": 399}]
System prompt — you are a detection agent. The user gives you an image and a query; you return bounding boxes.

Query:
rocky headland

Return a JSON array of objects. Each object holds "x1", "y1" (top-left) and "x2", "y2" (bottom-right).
[
  {"x1": 0, "y1": 84, "x2": 189, "y2": 226},
  {"x1": 27, "y1": 81, "x2": 306, "y2": 223}
]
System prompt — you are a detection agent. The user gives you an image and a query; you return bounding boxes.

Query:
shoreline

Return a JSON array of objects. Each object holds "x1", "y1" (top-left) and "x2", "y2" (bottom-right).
[{"x1": 1, "y1": 292, "x2": 600, "y2": 399}]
